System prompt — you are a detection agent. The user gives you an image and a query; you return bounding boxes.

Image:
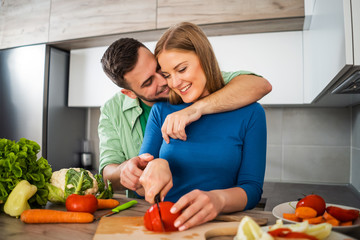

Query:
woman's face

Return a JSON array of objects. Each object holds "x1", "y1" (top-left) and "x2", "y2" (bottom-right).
[{"x1": 157, "y1": 49, "x2": 209, "y2": 103}]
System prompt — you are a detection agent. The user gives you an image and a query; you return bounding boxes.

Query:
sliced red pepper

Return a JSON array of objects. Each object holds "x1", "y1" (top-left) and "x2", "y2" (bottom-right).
[
  {"x1": 268, "y1": 228, "x2": 292, "y2": 237},
  {"x1": 326, "y1": 206, "x2": 359, "y2": 222},
  {"x1": 285, "y1": 232, "x2": 318, "y2": 240}
]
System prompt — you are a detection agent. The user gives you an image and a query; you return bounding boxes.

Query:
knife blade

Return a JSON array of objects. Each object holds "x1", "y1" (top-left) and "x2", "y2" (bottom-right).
[
  {"x1": 95, "y1": 200, "x2": 138, "y2": 221},
  {"x1": 154, "y1": 193, "x2": 166, "y2": 232}
]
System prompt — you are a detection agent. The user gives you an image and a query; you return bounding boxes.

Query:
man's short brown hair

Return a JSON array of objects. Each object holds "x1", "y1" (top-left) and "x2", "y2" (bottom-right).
[{"x1": 101, "y1": 38, "x2": 146, "y2": 90}]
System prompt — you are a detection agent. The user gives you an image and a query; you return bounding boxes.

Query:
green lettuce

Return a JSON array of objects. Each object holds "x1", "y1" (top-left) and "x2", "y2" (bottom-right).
[{"x1": 0, "y1": 138, "x2": 52, "y2": 207}]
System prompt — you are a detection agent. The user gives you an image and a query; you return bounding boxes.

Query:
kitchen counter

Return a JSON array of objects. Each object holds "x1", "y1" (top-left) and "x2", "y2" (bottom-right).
[
  {"x1": 1, "y1": 189, "x2": 359, "y2": 239},
  {"x1": 0, "y1": 194, "x2": 277, "y2": 240}
]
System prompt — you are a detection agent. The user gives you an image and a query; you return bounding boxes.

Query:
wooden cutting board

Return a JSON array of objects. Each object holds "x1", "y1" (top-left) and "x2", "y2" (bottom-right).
[{"x1": 93, "y1": 216, "x2": 264, "y2": 240}]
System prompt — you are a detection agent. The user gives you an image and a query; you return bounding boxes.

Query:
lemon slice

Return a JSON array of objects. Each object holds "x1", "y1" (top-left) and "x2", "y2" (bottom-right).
[
  {"x1": 305, "y1": 222, "x2": 332, "y2": 240},
  {"x1": 268, "y1": 219, "x2": 284, "y2": 231},
  {"x1": 234, "y1": 216, "x2": 273, "y2": 240},
  {"x1": 288, "y1": 221, "x2": 309, "y2": 232}
]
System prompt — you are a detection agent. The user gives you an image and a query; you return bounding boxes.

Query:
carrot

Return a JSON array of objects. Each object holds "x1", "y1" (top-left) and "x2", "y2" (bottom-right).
[
  {"x1": 20, "y1": 209, "x2": 94, "y2": 223},
  {"x1": 340, "y1": 221, "x2": 353, "y2": 226},
  {"x1": 295, "y1": 207, "x2": 317, "y2": 219},
  {"x1": 326, "y1": 218, "x2": 340, "y2": 226},
  {"x1": 323, "y1": 211, "x2": 336, "y2": 221},
  {"x1": 304, "y1": 216, "x2": 325, "y2": 224},
  {"x1": 283, "y1": 213, "x2": 301, "y2": 222},
  {"x1": 97, "y1": 199, "x2": 120, "y2": 209},
  {"x1": 323, "y1": 211, "x2": 340, "y2": 226}
]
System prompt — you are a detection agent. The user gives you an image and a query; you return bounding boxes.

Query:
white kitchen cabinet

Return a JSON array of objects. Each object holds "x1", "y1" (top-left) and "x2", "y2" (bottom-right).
[
  {"x1": 68, "y1": 42, "x2": 156, "y2": 107},
  {"x1": 210, "y1": 31, "x2": 303, "y2": 105},
  {"x1": 68, "y1": 46, "x2": 119, "y2": 107},
  {"x1": 68, "y1": 31, "x2": 303, "y2": 107},
  {"x1": 303, "y1": 0, "x2": 360, "y2": 104}
]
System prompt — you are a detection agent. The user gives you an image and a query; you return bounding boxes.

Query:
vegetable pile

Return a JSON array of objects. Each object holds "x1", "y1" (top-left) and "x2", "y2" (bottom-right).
[
  {"x1": 0, "y1": 138, "x2": 52, "y2": 206},
  {"x1": 46, "y1": 168, "x2": 113, "y2": 204},
  {"x1": 283, "y1": 194, "x2": 359, "y2": 226}
]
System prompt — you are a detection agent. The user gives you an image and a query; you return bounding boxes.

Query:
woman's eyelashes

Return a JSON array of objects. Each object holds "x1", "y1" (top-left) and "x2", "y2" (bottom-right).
[
  {"x1": 178, "y1": 66, "x2": 187, "y2": 73},
  {"x1": 161, "y1": 72, "x2": 170, "y2": 79},
  {"x1": 160, "y1": 65, "x2": 187, "y2": 79}
]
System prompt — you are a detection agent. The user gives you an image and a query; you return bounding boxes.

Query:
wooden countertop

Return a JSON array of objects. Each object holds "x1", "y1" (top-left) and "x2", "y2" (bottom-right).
[{"x1": 0, "y1": 194, "x2": 277, "y2": 240}]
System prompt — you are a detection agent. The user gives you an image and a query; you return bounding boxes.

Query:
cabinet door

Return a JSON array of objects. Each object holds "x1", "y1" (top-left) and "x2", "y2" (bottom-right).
[
  {"x1": 303, "y1": 0, "x2": 353, "y2": 103},
  {"x1": 68, "y1": 42, "x2": 157, "y2": 107},
  {"x1": 0, "y1": 0, "x2": 50, "y2": 50},
  {"x1": 49, "y1": 0, "x2": 156, "y2": 42},
  {"x1": 210, "y1": 31, "x2": 303, "y2": 105},
  {"x1": 157, "y1": 0, "x2": 304, "y2": 28}
]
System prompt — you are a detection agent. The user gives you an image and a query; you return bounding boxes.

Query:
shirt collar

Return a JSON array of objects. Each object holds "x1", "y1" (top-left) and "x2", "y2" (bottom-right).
[{"x1": 122, "y1": 95, "x2": 140, "y2": 112}]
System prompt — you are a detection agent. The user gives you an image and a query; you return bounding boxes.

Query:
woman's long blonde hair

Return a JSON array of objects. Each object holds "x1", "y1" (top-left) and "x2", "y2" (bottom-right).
[{"x1": 155, "y1": 22, "x2": 225, "y2": 104}]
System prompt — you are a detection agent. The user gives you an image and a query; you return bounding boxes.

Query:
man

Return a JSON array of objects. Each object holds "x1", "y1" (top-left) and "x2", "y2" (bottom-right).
[{"x1": 99, "y1": 37, "x2": 272, "y2": 198}]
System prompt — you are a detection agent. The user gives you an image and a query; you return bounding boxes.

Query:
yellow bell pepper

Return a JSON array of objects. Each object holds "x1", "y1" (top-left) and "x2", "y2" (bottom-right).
[{"x1": 4, "y1": 180, "x2": 37, "y2": 217}]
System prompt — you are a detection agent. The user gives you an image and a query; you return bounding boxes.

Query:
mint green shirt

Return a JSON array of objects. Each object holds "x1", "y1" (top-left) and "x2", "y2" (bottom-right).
[{"x1": 98, "y1": 71, "x2": 257, "y2": 196}]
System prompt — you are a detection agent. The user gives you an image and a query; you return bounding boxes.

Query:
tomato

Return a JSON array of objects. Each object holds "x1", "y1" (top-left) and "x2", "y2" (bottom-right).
[
  {"x1": 296, "y1": 194, "x2": 326, "y2": 216},
  {"x1": 65, "y1": 194, "x2": 98, "y2": 213},
  {"x1": 326, "y1": 206, "x2": 359, "y2": 222},
  {"x1": 144, "y1": 201, "x2": 181, "y2": 232}
]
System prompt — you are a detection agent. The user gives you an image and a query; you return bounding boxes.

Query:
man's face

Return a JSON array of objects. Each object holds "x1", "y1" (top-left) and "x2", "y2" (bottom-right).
[{"x1": 123, "y1": 47, "x2": 170, "y2": 106}]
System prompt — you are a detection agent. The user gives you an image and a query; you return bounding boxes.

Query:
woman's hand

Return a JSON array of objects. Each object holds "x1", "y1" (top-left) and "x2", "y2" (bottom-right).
[
  {"x1": 139, "y1": 158, "x2": 173, "y2": 203},
  {"x1": 170, "y1": 189, "x2": 225, "y2": 231}
]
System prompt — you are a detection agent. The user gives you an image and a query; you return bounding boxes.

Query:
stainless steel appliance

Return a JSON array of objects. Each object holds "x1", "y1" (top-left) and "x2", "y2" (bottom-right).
[{"x1": 0, "y1": 44, "x2": 86, "y2": 170}]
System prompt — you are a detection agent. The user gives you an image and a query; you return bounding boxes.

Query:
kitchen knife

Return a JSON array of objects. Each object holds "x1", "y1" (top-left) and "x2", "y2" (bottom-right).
[
  {"x1": 154, "y1": 193, "x2": 166, "y2": 232},
  {"x1": 95, "y1": 200, "x2": 138, "y2": 221}
]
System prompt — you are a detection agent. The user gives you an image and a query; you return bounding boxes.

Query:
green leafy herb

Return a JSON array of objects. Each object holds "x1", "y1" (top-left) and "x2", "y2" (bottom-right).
[
  {"x1": 95, "y1": 174, "x2": 113, "y2": 199},
  {"x1": 0, "y1": 138, "x2": 52, "y2": 207}
]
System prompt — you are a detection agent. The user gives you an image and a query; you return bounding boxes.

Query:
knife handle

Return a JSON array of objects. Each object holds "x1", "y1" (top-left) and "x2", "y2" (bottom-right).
[{"x1": 112, "y1": 200, "x2": 138, "y2": 213}]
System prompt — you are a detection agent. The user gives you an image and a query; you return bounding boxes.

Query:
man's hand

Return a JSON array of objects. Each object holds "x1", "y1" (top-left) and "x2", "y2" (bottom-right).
[
  {"x1": 119, "y1": 153, "x2": 154, "y2": 191},
  {"x1": 161, "y1": 107, "x2": 202, "y2": 143},
  {"x1": 139, "y1": 158, "x2": 173, "y2": 204}
]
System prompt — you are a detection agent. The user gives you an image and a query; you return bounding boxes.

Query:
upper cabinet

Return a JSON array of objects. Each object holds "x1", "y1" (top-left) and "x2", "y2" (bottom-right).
[
  {"x1": 303, "y1": 0, "x2": 360, "y2": 105},
  {"x1": 0, "y1": 0, "x2": 50, "y2": 49},
  {"x1": 49, "y1": 0, "x2": 156, "y2": 42},
  {"x1": 157, "y1": 0, "x2": 304, "y2": 28},
  {"x1": 0, "y1": 0, "x2": 304, "y2": 50}
]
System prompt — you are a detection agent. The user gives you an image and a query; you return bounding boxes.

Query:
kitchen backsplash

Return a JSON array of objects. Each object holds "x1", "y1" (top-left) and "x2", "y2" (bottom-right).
[
  {"x1": 89, "y1": 104, "x2": 360, "y2": 191},
  {"x1": 352, "y1": 104, "x2": 360, "y2": 191}
]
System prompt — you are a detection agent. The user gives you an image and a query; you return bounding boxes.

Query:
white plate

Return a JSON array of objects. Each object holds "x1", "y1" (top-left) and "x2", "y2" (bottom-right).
[
  {"x1": 261, "y1": 224, "x2": 356, "y2": 240},
  {"x1": 272, "y1": 201, "x2": 360, "y2": 233}
]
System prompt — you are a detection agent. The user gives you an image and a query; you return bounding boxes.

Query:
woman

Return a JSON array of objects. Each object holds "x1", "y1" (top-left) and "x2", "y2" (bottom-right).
[{"x1": 137, "y1": 22, "x2": 267, "y2": 231}]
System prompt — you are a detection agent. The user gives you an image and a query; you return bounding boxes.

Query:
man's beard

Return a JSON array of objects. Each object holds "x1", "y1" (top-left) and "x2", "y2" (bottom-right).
[
  {"x1": 134, "y1": 85, "x2": 169, "y2": 103},
  {"x1": 134, "y1": 92, "x2": 168, "y2": 103}
]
